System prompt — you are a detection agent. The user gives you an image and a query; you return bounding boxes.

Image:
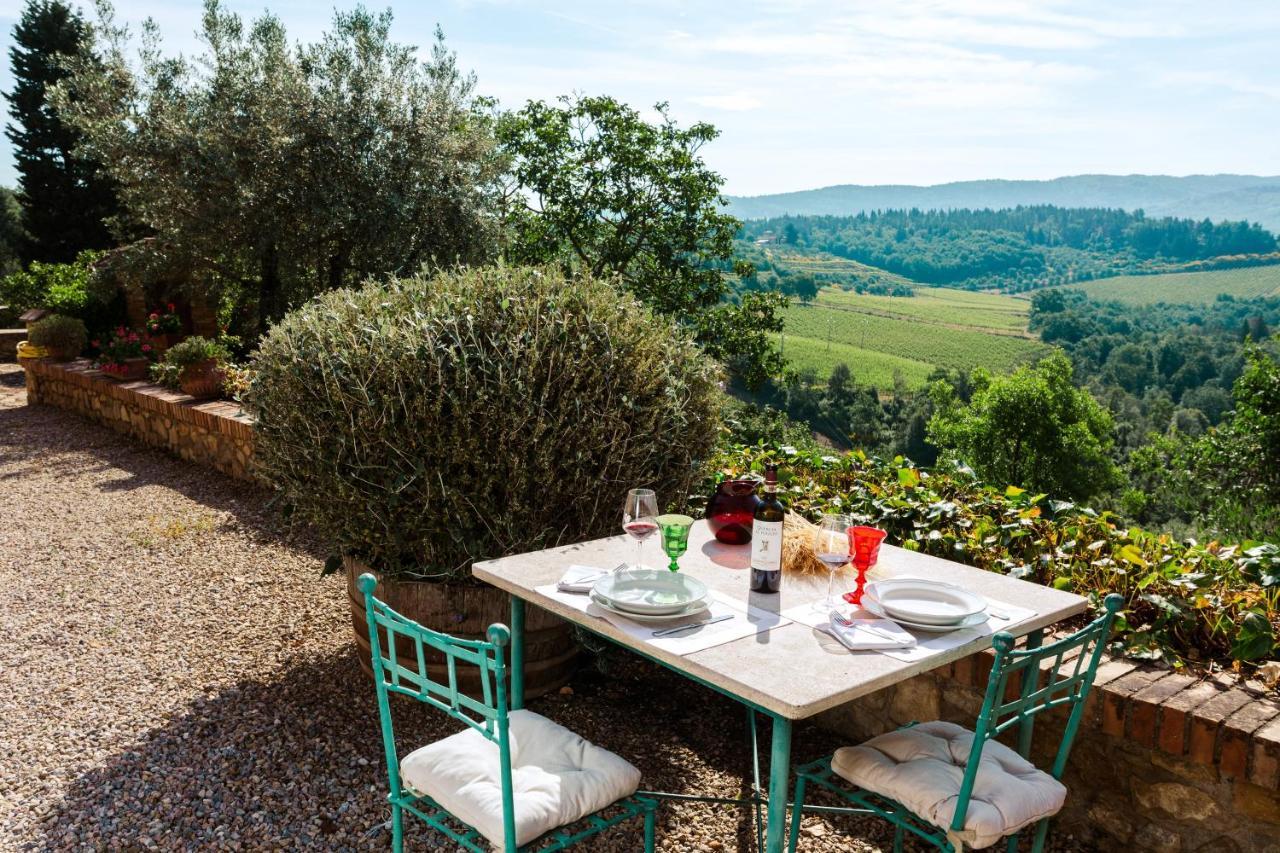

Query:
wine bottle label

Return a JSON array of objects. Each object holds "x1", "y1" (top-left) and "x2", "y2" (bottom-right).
[{"x1": 750, "y1": 520, "x2": 783, "y2": 572}]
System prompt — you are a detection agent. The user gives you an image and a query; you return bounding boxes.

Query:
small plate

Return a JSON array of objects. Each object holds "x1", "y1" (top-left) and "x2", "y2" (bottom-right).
[
  {"x1": 589, "y1": 590, "x2": 709, "y2": 623},
  {"x1": 866, "y1": 578, "x2": 986, "y2": 625},
  {"x1": 861, "y1": 595, "x2": 989, "y2": 633},
  {"x1": 593, "y1": 568, "x2": 709, "y2": 615}
]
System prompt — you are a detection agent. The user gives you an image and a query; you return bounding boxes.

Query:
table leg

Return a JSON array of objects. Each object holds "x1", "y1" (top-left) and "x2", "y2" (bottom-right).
[
  {"x1": 1016, "y1": 627, "x2": 1044, "y2": 758},
  {"x1": 765, "y1": 714, "x2": 792, "y2": 853},
  {"x1": 510, "y1": 596, "x2": 525, "y2": 711}
]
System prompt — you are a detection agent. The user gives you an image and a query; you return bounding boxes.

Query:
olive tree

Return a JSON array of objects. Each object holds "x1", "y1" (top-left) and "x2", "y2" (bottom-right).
[{"x1": 55, "y1": 1, "x2": 503, "y2": 334}]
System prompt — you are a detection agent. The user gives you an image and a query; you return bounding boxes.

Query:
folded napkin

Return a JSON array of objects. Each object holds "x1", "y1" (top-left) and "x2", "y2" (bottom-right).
[
  {"x1": 556, "y1": 564, "x2": 609, "y2": 594},
  {"x1": 821, "y1": 615, "x2": 916, "y2": 651}
]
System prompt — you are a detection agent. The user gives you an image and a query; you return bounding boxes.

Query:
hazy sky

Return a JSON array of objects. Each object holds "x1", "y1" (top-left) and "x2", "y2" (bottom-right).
[{"x1": 0, "y1": 0, "x2": 1278, "y2": 196}]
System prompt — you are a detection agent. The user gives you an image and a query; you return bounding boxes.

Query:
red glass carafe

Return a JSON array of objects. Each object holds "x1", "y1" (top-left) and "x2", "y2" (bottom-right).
[{"x1": 706, "y1": 479, "x2": 762, "y2": 544}]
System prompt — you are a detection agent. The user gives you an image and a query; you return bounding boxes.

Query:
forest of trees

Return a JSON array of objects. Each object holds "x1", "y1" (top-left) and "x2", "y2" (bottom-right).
[{"x1": 740, "y1": 207, "x2": 1279, "y2": 291}]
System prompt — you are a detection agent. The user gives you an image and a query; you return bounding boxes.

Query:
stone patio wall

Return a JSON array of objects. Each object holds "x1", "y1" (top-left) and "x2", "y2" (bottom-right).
[
  {"x1": 23, "y1": 358, "x2": 255, "y2": 482},
  {"x1": 818, "y1": 648, "x2": 1280, "y2": 852}
]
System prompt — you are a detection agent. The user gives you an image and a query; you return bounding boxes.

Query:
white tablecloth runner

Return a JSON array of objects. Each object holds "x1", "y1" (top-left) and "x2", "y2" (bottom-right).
[
  {"x1": 534, "y1": 584, "x2": 790, "y2": 656},
  {"x1": 781, "y1": 595, "x2": 1036, "y2": 662}
]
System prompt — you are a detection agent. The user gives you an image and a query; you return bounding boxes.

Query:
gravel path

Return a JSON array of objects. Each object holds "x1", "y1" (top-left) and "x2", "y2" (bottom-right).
[{"x1": 0, "y1": 364, "x2": 1096, "y2": 852}]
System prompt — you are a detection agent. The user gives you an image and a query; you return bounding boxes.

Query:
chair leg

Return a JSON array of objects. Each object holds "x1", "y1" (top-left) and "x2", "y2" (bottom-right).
[
  {"x1": 644, "y1": 805, "x2": 656, "y2": 853},
  {"x1": 786, "y1": 775, "x2": 806, "y2": 853},
  {"x1": 893, "y1": 824, "x2": 904, "y2": 853},
  {"x1": 1005, "y1": 829, "x2": 1020, "y2": 852},
  {"x1": 390, "y1": 803, "x2": 404, "y2": 853},
  {"x1": 1030, "y1": 816, "x2": 1051, "y2": 853}
]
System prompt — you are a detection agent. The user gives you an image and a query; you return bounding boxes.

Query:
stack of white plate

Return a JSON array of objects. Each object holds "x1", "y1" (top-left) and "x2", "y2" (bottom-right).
[
  {"x1": 590, "y1": 569, "x2": 710, "y2": 622},
  {"x1": 862, "y1": 578, "x2": 988, "y2": 633}
]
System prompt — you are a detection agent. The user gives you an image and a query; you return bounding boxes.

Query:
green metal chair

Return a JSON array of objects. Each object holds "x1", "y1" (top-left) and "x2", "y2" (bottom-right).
[
  {"x1": 357, "y1": 573, "x2": 658, "y2": 852},
  {"x1": 787, "y1": 593, "x2": 1123, "y2": 853}
]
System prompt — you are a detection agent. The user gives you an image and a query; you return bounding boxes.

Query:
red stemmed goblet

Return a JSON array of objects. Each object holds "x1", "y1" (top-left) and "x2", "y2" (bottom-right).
[{"x1": 843, "y1": 525, "x2": 887, "y2": 606}]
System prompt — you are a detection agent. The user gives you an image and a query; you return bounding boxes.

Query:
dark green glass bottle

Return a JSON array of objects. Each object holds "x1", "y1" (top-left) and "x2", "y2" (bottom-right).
[{"x1": 749, "y1": 464, "x2": 785, "y2": 593}]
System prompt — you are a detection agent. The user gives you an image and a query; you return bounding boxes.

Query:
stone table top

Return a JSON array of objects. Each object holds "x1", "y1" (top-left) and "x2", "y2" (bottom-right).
[{"x1": 473, "y1": 521, "x2": 1087, "y2": 720}]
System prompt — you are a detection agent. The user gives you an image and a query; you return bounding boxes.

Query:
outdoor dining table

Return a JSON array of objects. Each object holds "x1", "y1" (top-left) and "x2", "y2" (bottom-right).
[{"x1": 472, "y1": 520, "x2": 1087, "y2": 853}]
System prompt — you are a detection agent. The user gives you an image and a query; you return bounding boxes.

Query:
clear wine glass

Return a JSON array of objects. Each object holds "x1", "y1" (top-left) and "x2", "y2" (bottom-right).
[
  {"x1": 813, "y1": 513, "x2": 852, "y2": 612},
  {"x1": 622, "y1": 488, "x2": 659, "y2": 571}
]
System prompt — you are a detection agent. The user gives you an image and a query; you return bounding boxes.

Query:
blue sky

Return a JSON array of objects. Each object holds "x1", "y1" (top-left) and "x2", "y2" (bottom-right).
[{"x1": 0, "y1": 0, "x2": 1278, "y2": 195}]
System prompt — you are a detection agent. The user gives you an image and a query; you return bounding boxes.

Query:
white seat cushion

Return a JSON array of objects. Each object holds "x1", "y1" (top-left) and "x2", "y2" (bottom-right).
[
  {"x1": 399, "y1": 709, "x2": 641, "y2": 849},
  {"x1": 831, "y1": 721, "x2": 1066, "y2": 850}
]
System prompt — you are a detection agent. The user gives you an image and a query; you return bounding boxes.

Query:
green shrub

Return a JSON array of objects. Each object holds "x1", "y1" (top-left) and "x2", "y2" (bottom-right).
[
  {"x1": 149, "y1": 335, "x2": 233, "y2": 389},
  {"x1": 246, "y1": 265, "x2": 721, "y2": 580},
  {"x1": 706, "y1": 443, "x2": 1279, "y2": 679},
  {"x1": 28, "y1": 314, "x2": 88, "y2": 356},
  {"x1": 0, "y1": 251, "x2": 97, "y2": 314}
]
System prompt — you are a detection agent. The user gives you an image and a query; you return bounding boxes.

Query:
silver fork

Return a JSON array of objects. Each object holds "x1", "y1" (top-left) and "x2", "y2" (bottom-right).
[{"x1": 830, "y1": 610, "x2": 906, "y2": 643}]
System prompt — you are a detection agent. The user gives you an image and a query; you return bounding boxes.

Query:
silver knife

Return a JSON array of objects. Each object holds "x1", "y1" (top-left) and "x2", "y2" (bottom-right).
[{"x1": 652, "y1": 613, "x2": 733, "y2": 637}]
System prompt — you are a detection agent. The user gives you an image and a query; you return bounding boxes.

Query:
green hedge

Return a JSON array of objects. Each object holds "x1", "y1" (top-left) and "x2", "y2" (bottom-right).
[
  {"x1": 705, "y1": 444, "x2": 1279, "y2": 677},
  {"x1": 247, "y1": 265, "x2": 721, "y2": 580}
]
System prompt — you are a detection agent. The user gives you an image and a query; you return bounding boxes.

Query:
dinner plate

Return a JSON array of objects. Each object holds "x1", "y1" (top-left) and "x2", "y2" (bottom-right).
[
  {"x1": 865, "y1": 578, "x2": 986, "y2": 625},
  {"x1": 589, "y1": 590, "x2": 709, "y2": 623},
  {"x1": 861, "y1": 595, "x2": 990, "y2": 633},
  {"x1": 593, "y1": 568, "x2": 709, "y2": 615}
]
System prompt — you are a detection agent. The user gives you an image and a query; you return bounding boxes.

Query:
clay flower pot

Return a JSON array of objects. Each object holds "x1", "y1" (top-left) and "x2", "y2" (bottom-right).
[
  {"x1": 103, "y1": 357, "x2": 149, "y2": 381},
  {"x1": 179, "y1": 358, "x2": 225, "y2": 400}
]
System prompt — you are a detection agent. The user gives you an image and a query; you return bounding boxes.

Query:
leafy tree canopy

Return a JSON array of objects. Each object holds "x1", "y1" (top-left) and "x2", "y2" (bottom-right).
[
  {"x1": 927, "y1": 352, "x2": 1121, "y2": 501},
  {"x1": 53, "y1": 1, "x2": 503, "y2": 335},
  {"x1": 498, "y1": 94, "x2": 784, "y2": 386}
]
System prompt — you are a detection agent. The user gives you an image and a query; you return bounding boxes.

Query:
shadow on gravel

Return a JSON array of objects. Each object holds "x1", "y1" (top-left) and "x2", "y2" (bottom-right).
[{"x1": 36, "y1": 641, "x2": 869, "y2": 851}]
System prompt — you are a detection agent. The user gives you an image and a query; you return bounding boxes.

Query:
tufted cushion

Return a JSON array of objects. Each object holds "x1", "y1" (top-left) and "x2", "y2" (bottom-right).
[
  {"x1": 399, "y1": 709, "x2": 641, "y2": 848},
  {"x1": 831, "y1": 721, "x2": 1066, "y2": 849}
]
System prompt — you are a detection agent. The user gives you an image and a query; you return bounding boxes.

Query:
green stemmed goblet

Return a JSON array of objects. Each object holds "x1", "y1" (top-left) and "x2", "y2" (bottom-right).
[{"x1": 656, "y1": 514, "x2": 695, "y2": 572}]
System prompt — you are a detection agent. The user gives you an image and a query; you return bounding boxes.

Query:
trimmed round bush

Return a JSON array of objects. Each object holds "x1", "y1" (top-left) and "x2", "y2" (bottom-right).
[{"x1": 246, "y1": 265, "x2": 721, "y2": 580}]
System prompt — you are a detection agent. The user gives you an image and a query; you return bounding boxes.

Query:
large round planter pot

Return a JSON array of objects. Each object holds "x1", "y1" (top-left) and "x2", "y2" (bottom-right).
[
  {"x1": 179, "y1": 358, "x2": 225, "y2": 399},
  {"x1": 43, "y1": 345, "x2": 78, "y2": 362},
  {"x1": 345, "y1": 558, "x2": 578, "y2": 700}
]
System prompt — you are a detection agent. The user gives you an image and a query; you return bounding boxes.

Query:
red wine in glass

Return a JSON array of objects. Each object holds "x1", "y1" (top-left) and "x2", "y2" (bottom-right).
[
  {"x1": 624, "y1": 520, "x2": 659, "y2": 540},
  {"x1": 816, "y1": 552, "x2": 848, "y2": 569}
]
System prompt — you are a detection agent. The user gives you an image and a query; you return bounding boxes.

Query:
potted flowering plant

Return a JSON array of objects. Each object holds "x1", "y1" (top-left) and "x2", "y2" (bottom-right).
[
  {"x1": 95, "y1": 327, "x2": 154, "y2": 380},
  {"x1": 148, "y1": 335, "x2": 231, "y2": 399},
  {"x1": 144, "y1": 303, "x2": 184, "y2": 353}
]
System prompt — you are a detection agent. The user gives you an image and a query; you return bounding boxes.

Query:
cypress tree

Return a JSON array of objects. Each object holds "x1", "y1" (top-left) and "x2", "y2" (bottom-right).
[{"x1": 6, "y1": 0, "x2": 116, "y2": 263}]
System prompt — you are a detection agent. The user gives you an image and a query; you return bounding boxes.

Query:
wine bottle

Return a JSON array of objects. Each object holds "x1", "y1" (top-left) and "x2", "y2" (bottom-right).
[{"x1": 750, "y1": 464, "x2": 785, "y2": 593}]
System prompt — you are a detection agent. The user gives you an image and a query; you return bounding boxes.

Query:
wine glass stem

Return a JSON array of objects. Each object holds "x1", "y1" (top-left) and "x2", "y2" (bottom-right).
[
  {"x1": 826, "y1": 567, "x2": 837, "y2": 608},
  {"x1": 635, "y1": 539, "x2": 643, "y2": 570}
]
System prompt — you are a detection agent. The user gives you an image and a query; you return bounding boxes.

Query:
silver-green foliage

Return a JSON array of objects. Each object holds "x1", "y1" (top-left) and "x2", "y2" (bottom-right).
[
  {"x1": 55, "y1": 1, "x2": 503, "y2": 329},
  {"x1": 246, "y1": 265, "x2": 722, "y2": 580}
]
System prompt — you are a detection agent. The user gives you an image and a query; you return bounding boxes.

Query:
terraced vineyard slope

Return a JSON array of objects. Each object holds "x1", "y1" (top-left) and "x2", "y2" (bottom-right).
[
  {"x1": 1060, "y1": 264, "x2": 1280, "y2": 305},
  {"x1": 778, "y1": 285, "x2": 1051, "y2": 387}
]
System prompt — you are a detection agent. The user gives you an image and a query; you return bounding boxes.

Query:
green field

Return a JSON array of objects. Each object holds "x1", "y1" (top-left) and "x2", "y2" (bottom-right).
[
  {"x1": 781, "y1": 285, "x2": 1050, "y2": 386},
  {"x1": 1061, "y1": 265, "x2": 1280, "y2": 305}
]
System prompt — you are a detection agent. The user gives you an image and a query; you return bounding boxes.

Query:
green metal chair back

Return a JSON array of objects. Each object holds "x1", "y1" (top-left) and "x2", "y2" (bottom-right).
[
  {"x1": 949, "y1": 592, "x2": 1124, "y2": 839},
  {"x1": 357, "y1": 573, "x2": 519, "y2": 851}
]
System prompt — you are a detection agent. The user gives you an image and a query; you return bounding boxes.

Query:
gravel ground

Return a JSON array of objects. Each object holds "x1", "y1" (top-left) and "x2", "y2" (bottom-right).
[{"x1": 0, "y1": 363, "x2": 1097, "y2": 852}]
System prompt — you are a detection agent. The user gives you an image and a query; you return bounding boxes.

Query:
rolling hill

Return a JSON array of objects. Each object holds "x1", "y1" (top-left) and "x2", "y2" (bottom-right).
[
  {"x1": 1059, "y1": 265, "x2": 1280, "y2": 306},
  {"x1": 726, "y1": 174, "x2": 1280, "y2": 231}
]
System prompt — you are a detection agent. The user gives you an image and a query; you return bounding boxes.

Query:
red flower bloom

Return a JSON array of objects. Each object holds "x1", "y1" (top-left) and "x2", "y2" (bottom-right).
[
  {"x1": 167, "y1": 303, "x2": 176, "y2": 312},
  {"x1": 141, "y1": 344, "x2": 152, "y2": 352}
]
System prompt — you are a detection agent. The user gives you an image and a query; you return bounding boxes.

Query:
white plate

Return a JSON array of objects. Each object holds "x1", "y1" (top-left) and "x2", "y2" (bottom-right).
[
  {"x1": 861, "y1": 595, "x2": 989, "y2": 633},
  {"x1": 866, "y1": 578, "x2": 986, "y2": 625},
  {"x1": 589, "y1": 590, "x2": 709, "y2": 623},
  {"x1": 593, "y1": 569, "x2": 709, "y2": 615}
]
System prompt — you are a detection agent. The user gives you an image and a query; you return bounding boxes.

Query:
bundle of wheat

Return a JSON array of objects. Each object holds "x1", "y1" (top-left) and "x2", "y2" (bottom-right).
[{"x1": 783, "y1": 512, "x2": 846, "y2": 576}]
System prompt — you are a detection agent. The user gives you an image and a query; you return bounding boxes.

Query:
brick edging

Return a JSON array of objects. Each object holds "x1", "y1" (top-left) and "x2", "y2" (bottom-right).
[{"x1": 944, "y1": 647, "x2": 1280, "y2": 791}]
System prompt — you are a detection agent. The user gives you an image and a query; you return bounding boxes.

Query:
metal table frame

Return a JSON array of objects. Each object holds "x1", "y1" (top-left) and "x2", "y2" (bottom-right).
[{"x1": 508, "y1": 595, "x2": 1045, "y2": 853}]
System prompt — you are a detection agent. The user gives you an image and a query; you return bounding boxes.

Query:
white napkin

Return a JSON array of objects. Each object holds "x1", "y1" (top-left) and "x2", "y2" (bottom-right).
[
  {"x1": 821, "y1": 615, "x2": 916, "y2": 650},
  {"x1": 556, "y1": 564, "x2": 609, "y2": 594}
]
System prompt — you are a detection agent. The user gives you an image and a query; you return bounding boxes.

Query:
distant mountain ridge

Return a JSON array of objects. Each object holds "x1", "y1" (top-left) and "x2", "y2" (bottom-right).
[{"x1": 725, "y1": 174, "x2": 1280, "y2": 231}]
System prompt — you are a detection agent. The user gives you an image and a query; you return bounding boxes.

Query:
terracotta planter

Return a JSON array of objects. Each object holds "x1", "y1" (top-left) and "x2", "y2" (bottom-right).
[
  {"x1": 102, "y1": 357, "x2": 149, "y2": 381},
  {"x1": 179, "y1": 358, "x2": 225, "y2": 400},
  {"x1": 43, "y1": 345, "x2": 78, "y2": 362},
  {"x1": 148, "y1": 332, "x2": 185, "y2": 355},
  {"x1": 345, "y1": 558, "x2": 577, "y2": 700}
]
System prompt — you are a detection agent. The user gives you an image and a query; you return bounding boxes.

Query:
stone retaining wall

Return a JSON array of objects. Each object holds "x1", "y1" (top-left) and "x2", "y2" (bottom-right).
[
  {"x1": 23, "y1": 358, "x2": 254, "y2": 481},
  {"x1": 818, "y1": 648, "x2": 1280, "y2": 852}
]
